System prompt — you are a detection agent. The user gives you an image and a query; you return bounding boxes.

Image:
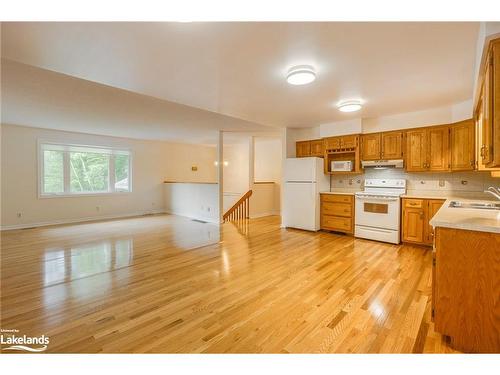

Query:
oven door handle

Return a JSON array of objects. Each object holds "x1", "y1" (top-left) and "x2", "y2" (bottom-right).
[{"x1": 356, "y1": 195, "x2": 399, "y2": 201}]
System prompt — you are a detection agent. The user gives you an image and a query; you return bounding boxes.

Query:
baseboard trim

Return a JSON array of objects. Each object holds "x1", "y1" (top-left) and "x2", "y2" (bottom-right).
[
  {"x1": 164, "y1": 210, "x2": 220, "y2": 225},
  {"x1": 1, "y1": 209, "x2": 167, "y2": 231},
  {"x1": 249, "y1": 210, "x2": 281, "y2": 219}
]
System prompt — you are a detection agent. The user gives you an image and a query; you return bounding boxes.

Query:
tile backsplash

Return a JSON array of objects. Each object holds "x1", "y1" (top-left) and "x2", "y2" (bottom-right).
[{"x1": 330, "y1": 168, "x2": 500, "y2": 197}]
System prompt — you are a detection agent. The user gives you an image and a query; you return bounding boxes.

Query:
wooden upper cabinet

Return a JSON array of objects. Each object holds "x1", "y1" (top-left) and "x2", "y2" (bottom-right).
[
  {"x1": 493, "y1": 41, "x2": 500, "y2": 167},
  {"x1": 296, "y1": 141, "x2": 311, "y2": 157},
  {"x1": 296, "y1": 139, "x2": 324, "y2": 158},
  {"x1": 482, "y1": 56, "x2": 494, "y2": 165},
  {"x1": 361, "y1": 133, "x2": 381, "y2": 160},
  {"x1": 428, "y1": 126, "x2": 450, "y2": 171},
  {"x1": 406, "y1": 129, "x2": 427, "y2": 171},
  {"x1": 309, "y1": 139, "x2": 325, "y2": 157},
  {"x1": 340, "y1": 135, "x2": 358, "y2": 148},
  {"x1": 406, "y1": 127, "x2": 451, "y2": 172},
  {"x1": 324, "y1": 135, "x2": 358, "y2": 150},
  {"x1": 361, "y1": 131, "x2": 403, "y2": 161},
  {"x1": 451, "y1": 120, "x2": 475, "y2": 171},
  {"x1": 381, "y1": 131, "x2": 404, "y2": 159},
  {"x1": 476, "y1": 37, "x2": 500, "y2": 168},
  {"x1": 324, "y1": 136, "x2": 341, "y2": 150}
]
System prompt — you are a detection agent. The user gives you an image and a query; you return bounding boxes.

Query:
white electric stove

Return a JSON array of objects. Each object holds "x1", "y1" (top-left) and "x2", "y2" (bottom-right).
[{"x1": 354, "y1": 178, "x2": 406, "y2": 244}]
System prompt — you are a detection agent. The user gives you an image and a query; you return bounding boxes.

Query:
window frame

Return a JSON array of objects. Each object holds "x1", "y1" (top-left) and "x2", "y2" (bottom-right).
[{"x1": 38, "y1": 140, "x2": 133, "y2": 198}]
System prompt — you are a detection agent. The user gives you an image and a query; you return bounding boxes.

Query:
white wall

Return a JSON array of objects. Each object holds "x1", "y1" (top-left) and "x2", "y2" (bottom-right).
[
  {"x1": 254, "y1": 137, "x2": 282, "y2": 183},
  {"x1": 250, "y1": 183, "x2": 280, "y2": 218},
  {"x1": 223, "y1": 141, "x2": 250, "y2": 194},
  {"x1": 164, "y1": 183, "x2": 219, "y2": 223},
  {"x1": 285, "y1": 127, "x2": 320, "y2": 158},
  {"x1": 1, "y1": 124, "x2": 218, "y2": 229},
  {"x1": 251, "y1": 137, "x2": 282, "y2": 217},
  {"x1": 362, "y1": 100, "x2": 473, "y2": 133},
  {"x1": 164, "y1": 143, "x2": 217, "y2": 183},
  {"x1": 320, "y1": 118, "x2": 363, "y2": 137}
]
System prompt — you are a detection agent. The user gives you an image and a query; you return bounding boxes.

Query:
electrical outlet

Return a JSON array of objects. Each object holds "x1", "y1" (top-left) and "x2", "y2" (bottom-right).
[
  {"x1": 17, "y1": 212, "x2": 22, "y2": 218},
  {"x1": 439, "y1": 180, "x2": 445, "y2": 187},
  {"x1": 96, "y1": 206, "x2": 100, "y2": 211},
  {"x1": 207, "y1": 207, "x2": 211, "y2": 212}
]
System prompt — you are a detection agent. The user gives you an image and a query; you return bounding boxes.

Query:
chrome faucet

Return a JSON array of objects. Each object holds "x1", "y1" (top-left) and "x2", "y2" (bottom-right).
[{"x1": 485, "y1": 186, "x2": 500, "y2": 200}]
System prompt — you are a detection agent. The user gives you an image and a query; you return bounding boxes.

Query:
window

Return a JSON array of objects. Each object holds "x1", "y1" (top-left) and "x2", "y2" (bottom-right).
[{"x1": 40, "y1": 143, "x2": 132, "y2": 196}]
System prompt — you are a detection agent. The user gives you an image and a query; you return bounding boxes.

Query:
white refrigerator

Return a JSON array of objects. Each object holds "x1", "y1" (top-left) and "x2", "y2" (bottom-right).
[{"x1": 283, "y1": 157, "x2": 330, "y2": 231}]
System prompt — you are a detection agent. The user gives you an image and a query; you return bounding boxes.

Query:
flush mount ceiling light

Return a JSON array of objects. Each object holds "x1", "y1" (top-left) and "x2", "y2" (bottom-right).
[
  {"x1": 286, "y1": 65, "x2": 316, "y2": 85},
  {"x1": 337, "y1": 100, "x2": 363, "y2": 112}
]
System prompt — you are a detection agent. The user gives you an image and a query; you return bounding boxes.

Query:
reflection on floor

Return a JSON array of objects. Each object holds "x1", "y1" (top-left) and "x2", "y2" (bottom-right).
[{"x1": 1, "y1": 214, "x2": 457, "y2": 353}]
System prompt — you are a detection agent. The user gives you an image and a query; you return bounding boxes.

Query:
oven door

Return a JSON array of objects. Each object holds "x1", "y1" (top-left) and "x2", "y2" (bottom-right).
[{"x1": 355, "y1": 194, "x2": 400, "y2": 230}]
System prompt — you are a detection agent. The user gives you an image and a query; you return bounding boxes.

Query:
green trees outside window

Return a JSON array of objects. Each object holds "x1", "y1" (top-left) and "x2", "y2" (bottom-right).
[{"x1": 41, "y1": 144, "x2": 131, "y2": 195}]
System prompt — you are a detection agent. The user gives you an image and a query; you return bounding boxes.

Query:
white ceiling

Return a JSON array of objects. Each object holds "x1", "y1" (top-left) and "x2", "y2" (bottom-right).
[
  {"x1": 1, "y1": 60, "x2": 275, "y2": 144},
  {"x1": 1, "y1": 22, "x2": 479, "y2": 135}
]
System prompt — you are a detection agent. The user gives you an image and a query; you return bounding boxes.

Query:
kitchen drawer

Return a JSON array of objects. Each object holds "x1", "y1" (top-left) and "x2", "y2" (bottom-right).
[
  {"x1": 322, "y1": 202, "x2": 352, "y2": 217},
  {"x1": 321, "y1": 215, "x2": 352, "y2": 233},
  {"x1": 404, "y1": 198, "x2": 424, "y2": 208},
  {"x1": 321, "y1": 194, "x2": 353, "y2": 204}
]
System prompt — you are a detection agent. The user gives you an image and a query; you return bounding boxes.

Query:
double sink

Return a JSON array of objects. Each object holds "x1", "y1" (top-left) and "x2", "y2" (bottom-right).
[{"x1": 449, "y1": 201, "x2": 500, "y2": 210}]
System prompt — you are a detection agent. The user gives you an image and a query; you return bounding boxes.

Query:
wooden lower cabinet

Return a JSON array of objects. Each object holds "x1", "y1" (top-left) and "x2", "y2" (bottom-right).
[
  {"x1": 402, "y1": 206, "x2": 425, "y2": 243},
  {"x1": 425, "y1": 199, "x2": 445, "y2": 244},
  {"x1": 433, "y1": 227, "x2": 500, "y2": 352},
  {"x1": 320, "y1": 194, "x2": 354, "y2": 234},
  {"x1": 402, "y1": 198, "x2": 445, "y2": 245}
]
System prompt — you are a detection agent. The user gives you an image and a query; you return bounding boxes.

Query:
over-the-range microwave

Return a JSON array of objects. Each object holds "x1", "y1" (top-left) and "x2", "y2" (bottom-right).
[{"x1": 331, "y1": 160, "x2": 353, "y2": 172}]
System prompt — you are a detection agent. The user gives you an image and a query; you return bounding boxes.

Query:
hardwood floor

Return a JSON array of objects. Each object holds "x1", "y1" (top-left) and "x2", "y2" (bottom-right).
[{"x1": 0, "y1": 214, "x2": 457, "y2": 353}]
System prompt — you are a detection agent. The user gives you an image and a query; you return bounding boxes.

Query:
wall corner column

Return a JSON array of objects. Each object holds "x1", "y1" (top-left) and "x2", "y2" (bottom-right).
[{"x1": 217, "y1": 131, "x2": 224, "y2": 224}]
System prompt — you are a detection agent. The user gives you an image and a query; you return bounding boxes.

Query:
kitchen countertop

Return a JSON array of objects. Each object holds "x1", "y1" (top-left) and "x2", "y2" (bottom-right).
[
  {"x1": 320, "y1": 190, "x2": 359, "y2": 195},
  {"x1": 401, "y1": 190, "x2": 491, "y2": 200},
  {"x1": 430, "y1": 198, "x2": 500, "y2": 234},
  {"x1": 323, "y1": 189, "x2": 493, "y2": 201}
]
